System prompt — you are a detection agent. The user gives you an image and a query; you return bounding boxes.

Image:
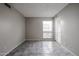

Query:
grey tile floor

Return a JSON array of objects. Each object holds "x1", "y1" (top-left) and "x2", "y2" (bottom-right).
[{"x1": 7, "y1": 41, "x2": 73, "y2": 56}]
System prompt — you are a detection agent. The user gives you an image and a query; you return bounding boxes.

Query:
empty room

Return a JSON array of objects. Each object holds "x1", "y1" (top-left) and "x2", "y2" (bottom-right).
[{"x1": 0, "y1": 3, "x2": 79, "y2": 56}]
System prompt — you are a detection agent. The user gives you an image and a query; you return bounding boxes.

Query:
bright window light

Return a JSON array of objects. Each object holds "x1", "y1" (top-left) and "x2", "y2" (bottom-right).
[
  {"x1": 43, "y1": 21, "x2": 52, "y2": 31},
  {"x1": 43, "y1": 21, "x2": 53, "y2": 38}
]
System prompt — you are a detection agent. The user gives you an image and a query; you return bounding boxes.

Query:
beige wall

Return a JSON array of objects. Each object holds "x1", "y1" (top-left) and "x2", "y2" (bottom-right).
[
  {"x1": 55, "y1": 4, "x2": 79, "y2": 55},
  {"x1": 25, "y1": 17, "x2": 54, "y2": 40},
  {"x1": 0, "y1": 4, "x2": 25, "y2": 55}
]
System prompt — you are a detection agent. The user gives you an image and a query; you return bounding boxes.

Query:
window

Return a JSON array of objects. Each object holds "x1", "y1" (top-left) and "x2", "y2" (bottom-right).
[{"x1": 43, "y1": 21, "x2": 53, "y2": 38}]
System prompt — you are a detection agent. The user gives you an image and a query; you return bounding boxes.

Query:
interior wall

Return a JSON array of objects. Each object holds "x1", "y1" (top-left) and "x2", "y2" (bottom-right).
[
  {"x1": 25, "y1": 17, "x2": 54, "y2": 40},
  {"x1": 55, "y1": 4, "x2": 79, "y2": 56},
  {"x1": 0, "y1": 4, "x2": 25, "y2": 55}
]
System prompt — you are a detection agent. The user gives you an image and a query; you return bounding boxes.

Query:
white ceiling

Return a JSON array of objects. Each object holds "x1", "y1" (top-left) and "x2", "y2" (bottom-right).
[{"x1": 11, "y1": 3, "x2": 68, "y2": 17}]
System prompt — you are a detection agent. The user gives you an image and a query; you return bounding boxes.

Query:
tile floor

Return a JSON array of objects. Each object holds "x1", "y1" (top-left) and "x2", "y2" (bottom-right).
[{"x1": 7, "y1": 41, "x2": 73, "y2": 56}]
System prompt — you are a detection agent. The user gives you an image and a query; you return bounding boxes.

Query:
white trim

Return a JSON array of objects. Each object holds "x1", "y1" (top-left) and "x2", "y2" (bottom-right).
[
  {"x1": 58, "y1": 43, "x2": 76, "y2": 56},
  {"x1": 25, "y1": 38, "x2": 56, "y2": 41},
  {"x1": 55, "y1": 37, "x2": 76, "y2": 56},
  {"x1": 3, "y1": 39, "x2": 26, "y2": 56}
]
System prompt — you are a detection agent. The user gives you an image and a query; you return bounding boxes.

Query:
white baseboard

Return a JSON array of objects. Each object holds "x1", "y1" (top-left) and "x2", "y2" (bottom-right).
[
  {"x1": 55, "y1": 39, "x2": 76, "y2": 56},
  {"x1": 3, "y1": 39, "x2": 26, "y2": 56},
  {"x1": 58, "y1": 43, "x2": 76, "y2": 56},
  {"x1": 25, "y1": 38, "x2": 56, "y2": 41},
  {"x1": 4, "y1": 39, "x2": 76, "y2": 56},
  {"x1": 4, "y1": 39, "x2": 55, "y2": 56}
]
